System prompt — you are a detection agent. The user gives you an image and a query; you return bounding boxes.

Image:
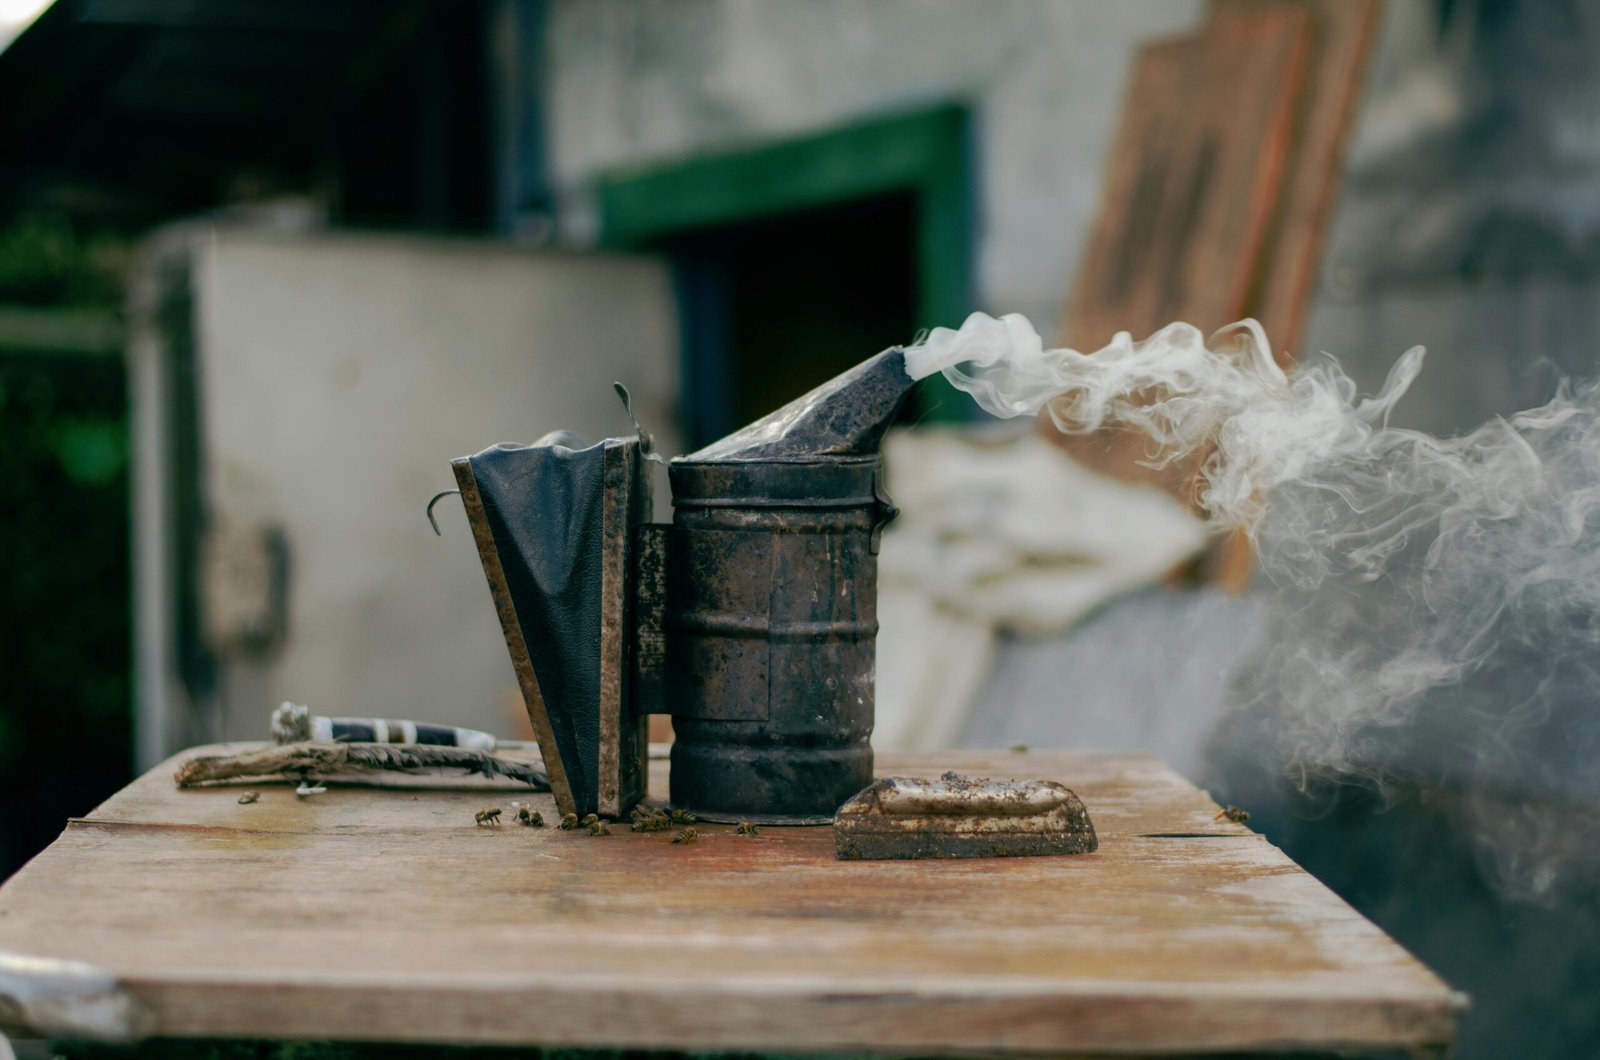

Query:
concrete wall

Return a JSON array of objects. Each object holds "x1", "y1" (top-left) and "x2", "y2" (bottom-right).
[
  {"x1": 544, "y1": 0, "x2": 1203, "y2": 338},
  {"x1": 1306, "y1": 0, "x2": 1600, "y2": 432}
]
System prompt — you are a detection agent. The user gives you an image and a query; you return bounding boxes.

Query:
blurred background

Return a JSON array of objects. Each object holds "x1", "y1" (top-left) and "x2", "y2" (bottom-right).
[{"x1": 3, "y1": 0, "x2": 1600, "y2": 1056}]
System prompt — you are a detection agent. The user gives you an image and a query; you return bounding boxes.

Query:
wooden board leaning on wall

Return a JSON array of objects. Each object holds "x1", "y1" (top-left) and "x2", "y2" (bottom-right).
[{"x1": 1049, "y1": 0, "x2": 1382, "y2": 590}]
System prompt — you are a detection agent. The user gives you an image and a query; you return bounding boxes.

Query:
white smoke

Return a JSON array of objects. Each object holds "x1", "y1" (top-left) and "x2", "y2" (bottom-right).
[
  {"x1": 905, "y1": 311, "x2": 1429, "y2": 534},
  {"x1": 908, "y1": 312, "x2": 1600, "y2": 900}
]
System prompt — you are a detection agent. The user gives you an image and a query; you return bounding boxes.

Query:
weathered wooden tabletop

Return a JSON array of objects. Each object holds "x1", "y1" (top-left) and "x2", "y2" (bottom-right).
[{"x1": 0, "y1": 745, "x2": 1462, "y2": 1056}]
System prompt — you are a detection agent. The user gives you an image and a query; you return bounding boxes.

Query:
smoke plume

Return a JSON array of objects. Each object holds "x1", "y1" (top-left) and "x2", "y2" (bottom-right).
[{"x1": 907, "y1": 312, "x2": 1600, "y2": 901}]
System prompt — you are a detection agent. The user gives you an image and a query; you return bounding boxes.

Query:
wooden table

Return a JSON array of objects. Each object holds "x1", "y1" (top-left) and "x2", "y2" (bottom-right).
[{"x1": 0, "y1": 746, "x2": 1462, "y2": 1057}]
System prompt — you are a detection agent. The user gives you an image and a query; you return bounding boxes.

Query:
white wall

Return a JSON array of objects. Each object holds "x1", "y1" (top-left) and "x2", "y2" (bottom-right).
[
  {"x1": 545, "y1": 0, "x2": 1203, "y2": 339},
  {"x1": 160, "y1": 229, "x2": 677, "y2": 749}
]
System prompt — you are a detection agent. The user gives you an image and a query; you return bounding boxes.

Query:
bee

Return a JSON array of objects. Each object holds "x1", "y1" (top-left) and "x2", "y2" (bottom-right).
[
  {"x1": 1214, "y1": 805, "x2": 1251, "y2": 825},
  {"x1": 587, "y1": 821, "x2": 612, "y2": 836},
  {"x1": 237, "y1": 791, "x2": 259, "y2": 805},
  {"x1": 517, "y1": 807, "x2": 544, "y2": 827},
  {"x1": 672, "y1": 827, "x2": 699, "y2": 844},
  {"x1": 559, "y1": 812, "x2": 579, "y2": 830},
  {"x1": 630, "y1": 814, "x2": 670, "y2": 833},
  {"x1": 735, "y1": 820, "x2": 759, "y2": 836},
  {"x1": 474, "y1": 807, "x2": 503, "y2": 827},
  {"x1": 581, "y1": 813, "x2": 600, "y2": 828},
  {"x1": 1009, "y1": 742, "x2": 1029, "y2": 753},
  {"x1": 669, "y1": 808, "x2": 697, "y2": 824}
]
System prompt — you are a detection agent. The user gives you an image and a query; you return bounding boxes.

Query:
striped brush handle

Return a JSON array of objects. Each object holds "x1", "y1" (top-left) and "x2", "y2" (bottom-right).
[{"x1": 270, "y1": 701, "x2": 496, "y2": 751}]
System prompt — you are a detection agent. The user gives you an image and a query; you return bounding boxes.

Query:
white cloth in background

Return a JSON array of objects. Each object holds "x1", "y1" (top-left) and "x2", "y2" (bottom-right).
[
  {"x1": 967, "y1": 587, "x2": 1267, "y2": 779},
  {"x1": 873, "y1": 427, "x2": 1208, "y2": 749}
]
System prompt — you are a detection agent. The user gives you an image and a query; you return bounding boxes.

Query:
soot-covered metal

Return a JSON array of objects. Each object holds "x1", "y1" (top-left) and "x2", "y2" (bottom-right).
[
  {"x1": 453, "y1": 348, "x2": 915, "y2": 822},
  {"x1": 833, "y1": 772, "x2": 1099, "y2": 860}
]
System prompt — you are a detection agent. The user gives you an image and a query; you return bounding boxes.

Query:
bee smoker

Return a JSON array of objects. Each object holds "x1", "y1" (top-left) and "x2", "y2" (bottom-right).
[{"x1": 450, "y1": 349, "x2": 915, "y2": 823}]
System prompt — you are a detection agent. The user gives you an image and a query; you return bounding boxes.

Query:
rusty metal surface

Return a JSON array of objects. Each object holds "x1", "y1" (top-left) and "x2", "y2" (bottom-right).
[
  {"x1": 834, "y1": 771, "x2": 1099, "y2": 860},
  {"x1": 663, "y1": 457, "x2": 888, "y2": 820},
  {"x1": 631, "y1": 523, "x2": 669, "y2": 718},
  {"x1": 597, "y1": 439, "x2": 651, "y2": 817},
  {"x1": 651, "y1": 347, "x2": 916, "y2": 820}
]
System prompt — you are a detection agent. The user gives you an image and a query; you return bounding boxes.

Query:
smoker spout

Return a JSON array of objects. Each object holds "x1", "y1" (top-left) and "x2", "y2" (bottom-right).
[{"x1": 682, "y1": 348, "x2": 914, "y2": 462}]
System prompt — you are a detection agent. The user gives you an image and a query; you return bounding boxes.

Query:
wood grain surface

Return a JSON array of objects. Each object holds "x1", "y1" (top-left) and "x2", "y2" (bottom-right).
[
  {"x1": 1064, "y1": 4, "x2": 1312, "y2": 354},
  {"x1": 1049, "y1": 0, "x2": 1383, "y2": 590},
  {"x1": 0, "y1": 746, "x2": 1461, "y2": 1055}
]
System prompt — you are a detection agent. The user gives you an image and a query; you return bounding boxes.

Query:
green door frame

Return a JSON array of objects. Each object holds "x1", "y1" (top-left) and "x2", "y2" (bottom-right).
[{"x1": 596, "y1": 104, "x2": 973, "y2": 425}]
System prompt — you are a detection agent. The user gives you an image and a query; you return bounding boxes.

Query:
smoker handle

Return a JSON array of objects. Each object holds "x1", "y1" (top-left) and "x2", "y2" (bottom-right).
[{"x1": 870, "y1": 469, "x2": 899, "y2": 554}]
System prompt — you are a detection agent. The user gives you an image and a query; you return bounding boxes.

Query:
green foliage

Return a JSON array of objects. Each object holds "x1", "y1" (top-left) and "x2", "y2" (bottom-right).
[
  {"x1": 0, "y1": 365, "x2": 131, "y2": 708},
  {"x1": 0, "y1": 356, "x2": 132, "y2": 873},
  {"x1": 50, "y1": 417, "x2": 129, "y2": 486},
  {"x1": 0, "y1": 211, "x2": 135, "y2": 880},
  {"x1": 0, "y1": 212, "x2": 126, "y2": 308}
]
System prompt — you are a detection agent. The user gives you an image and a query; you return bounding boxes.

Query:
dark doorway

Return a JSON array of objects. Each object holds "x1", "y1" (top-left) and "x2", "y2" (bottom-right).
[
  {"x1": 659, "y1": 191, "x2": 919, "y2": 448},
  {"x1": 596, "y1": 105, "x2": 972, "y2": 449}
]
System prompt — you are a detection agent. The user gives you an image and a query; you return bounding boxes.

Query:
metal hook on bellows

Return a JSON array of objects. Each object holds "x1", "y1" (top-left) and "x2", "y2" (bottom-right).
[
  {"x1": 426, "y1": 488, "x2": 462, "y2": 536},
  {"x1": 614, "y1": 381, "x2": 666, "y2": 465}
]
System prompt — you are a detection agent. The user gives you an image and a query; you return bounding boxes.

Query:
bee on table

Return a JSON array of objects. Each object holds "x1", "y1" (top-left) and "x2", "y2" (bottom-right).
[
  {"x1": 474, "y1": 807, "x2": 503, "y2": 827},
  {"x1": 735, "y1": 820, "x2": 759, "y2": 836},
  {"x1": 558, "y1": 812, "x2": 579, "y2": 830},
  {"x1": 517, "y1": 807, "x2": 544, "y2": 827},
  {"x1": 1214, "y1": 805, "x2": 1250, "y2": 825},
  {"x1": 587, "y1": 820, "x2": 612, "y2": 836},
  {"x1": 631, "y1": 813, "x2": 671, "y2": 833},
  {"x1": 672, "y1": 827, "x2": 699, "y2": 844},
  {"x1": 236, "y1": 791, "x2": 259, "y2": 805},
  {"x1": 669, "y1": 808, "x2": 697, "y2": 824}
]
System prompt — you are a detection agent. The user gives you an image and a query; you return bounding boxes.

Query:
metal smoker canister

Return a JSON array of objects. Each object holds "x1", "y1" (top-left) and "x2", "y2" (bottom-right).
[
  {"x1": 449, "y1": 345, "x2": 915, "y2": 823},
  {"x1": 665, "y1": 455, "x2": 893, "y2": 821}
]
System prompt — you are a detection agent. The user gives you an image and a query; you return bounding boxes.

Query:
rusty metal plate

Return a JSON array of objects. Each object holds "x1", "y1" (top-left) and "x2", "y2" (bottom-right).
[{"x1": 834, "y1": 771, "x2": 1098, "y2": 860}]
